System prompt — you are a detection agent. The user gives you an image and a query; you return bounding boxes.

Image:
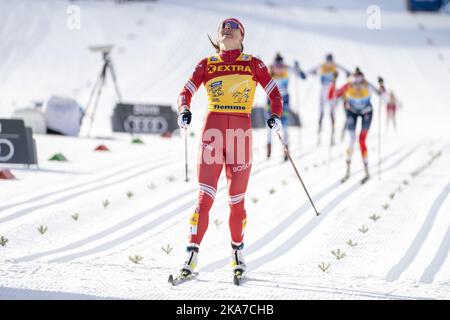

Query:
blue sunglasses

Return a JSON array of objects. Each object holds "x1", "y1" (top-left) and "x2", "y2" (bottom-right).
[{"x1": 222, "y1": 20, "x2": 240, "y2": 30}]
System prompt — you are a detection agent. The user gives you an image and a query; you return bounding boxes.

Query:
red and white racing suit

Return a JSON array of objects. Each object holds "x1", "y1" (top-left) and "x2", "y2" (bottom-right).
[{"x1": 178, "y1": 49, "x2": 283, "y2": 247}]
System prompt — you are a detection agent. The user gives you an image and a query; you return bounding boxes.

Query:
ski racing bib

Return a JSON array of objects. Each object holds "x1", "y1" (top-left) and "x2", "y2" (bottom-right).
[
  {"x1": 345, "y1": 82, "x2": 372, "y2": 114},
  {"x1": 205, "y1": 54, "x2": 258, "y2": 114},
  {"x1": 320, "y1": 63, "x2": 337, "y2": 86}
]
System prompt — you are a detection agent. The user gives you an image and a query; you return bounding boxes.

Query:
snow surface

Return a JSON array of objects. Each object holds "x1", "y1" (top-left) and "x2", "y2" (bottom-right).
[{"x1": 0, "y1": 0, "x2": 450, "y2": 299}]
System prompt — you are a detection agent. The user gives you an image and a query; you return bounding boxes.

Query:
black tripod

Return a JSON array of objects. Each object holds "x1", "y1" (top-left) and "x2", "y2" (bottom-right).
[{"x1": 84, "y1": 50, "x2": 122, "y2": 137}]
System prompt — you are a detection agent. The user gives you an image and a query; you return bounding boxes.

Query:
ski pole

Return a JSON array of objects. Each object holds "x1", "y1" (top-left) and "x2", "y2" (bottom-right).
[
  {"x1": 378, "y1": 95, "x2": 382, "y2": 180},
  {"x1": 377, "y1": 77, "x2": 386, "y2": 180},
  {"x1": 276, "y1": 131, "x2": 320, "y2": 216},
  {"x1": 184, "y1": 127, "x2": 189, "y2": 182},
  {"x1": 294, "y1": 70, "x2": 301, "y2": 145}
]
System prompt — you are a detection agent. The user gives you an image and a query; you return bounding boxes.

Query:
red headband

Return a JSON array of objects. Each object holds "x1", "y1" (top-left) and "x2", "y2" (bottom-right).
[{"x1": 218, "y1": 18, "x2": 245, "y2": 39}]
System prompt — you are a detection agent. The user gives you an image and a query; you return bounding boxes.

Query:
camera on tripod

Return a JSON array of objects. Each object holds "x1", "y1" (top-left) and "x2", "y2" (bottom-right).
[
  {"x1": 88, "y1": 45, "x2": 114, "y2": 53},
  {"x1": 89, "y1": 45, "x2": 114, "y2": 59},
  {"x1": 83, "y1": 44, "x2": 122, "y2": 137}
]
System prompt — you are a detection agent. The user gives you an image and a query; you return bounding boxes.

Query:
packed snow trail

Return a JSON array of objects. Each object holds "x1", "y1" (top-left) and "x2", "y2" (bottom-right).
[
  {"x1": 14, "y1": 136, "x2": 333, "y2": 263},
  {"x1": 387, "y1": 182, "x2": 450, "y2": 282},
  {"x1": 1, "y1": 0, "x2": 450, "y2": 299}
]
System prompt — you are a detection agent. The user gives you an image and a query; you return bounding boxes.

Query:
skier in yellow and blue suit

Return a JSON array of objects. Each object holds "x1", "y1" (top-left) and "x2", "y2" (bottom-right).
[
  {"x1": 309, "y1": 53, "x2": 350, "y2": 145},
  {"x1": 334, "y1": 67, "x2": 386, "y2": 184},
  {"x1": 266, "y1": 52, "x2": 306, "y2": 161}
]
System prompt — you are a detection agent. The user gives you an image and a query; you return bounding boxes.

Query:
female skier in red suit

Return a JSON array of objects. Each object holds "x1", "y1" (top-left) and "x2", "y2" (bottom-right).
[{"x1": 175, "y1": 18, "x2": 283, "y2": 279}]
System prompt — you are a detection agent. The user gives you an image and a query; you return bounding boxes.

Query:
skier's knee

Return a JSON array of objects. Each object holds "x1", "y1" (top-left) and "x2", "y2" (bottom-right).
[
  {"x1": 359, "y1": 130, "x2": 368, "y2": 155},
  {"x1": 197, "y1": 183, "x2": 216, "y2": 211},
  {"x1": 229, "y1": 198, "x2": 245, "y2": 213},
  {"x1": 229, "y1": 197, "x2": 247, "y2": 218}
]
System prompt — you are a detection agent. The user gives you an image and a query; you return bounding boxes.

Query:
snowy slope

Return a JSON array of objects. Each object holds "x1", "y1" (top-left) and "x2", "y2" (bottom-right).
[{"x1": 1, "y1": 0, "x2": 450, "y2": 299}]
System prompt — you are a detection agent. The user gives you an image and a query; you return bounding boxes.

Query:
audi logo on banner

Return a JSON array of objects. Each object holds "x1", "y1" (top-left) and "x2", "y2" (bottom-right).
[
  {"x1": 112, "y1": 103, "x2": 177, "y2": 134},
  {"x1": 0, "y1": 119, "x2": 38, "y2": 165},
  {"x1": 123, "y1": 116, "x2": 168, "y2": 134},
  {"x1": 0, "y1": 138, "x2": 15, "y2": 162}
]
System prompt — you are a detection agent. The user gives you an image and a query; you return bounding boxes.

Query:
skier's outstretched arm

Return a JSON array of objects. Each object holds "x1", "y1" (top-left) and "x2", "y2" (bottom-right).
[
  {"x1": 307, "y1": 64, "x2": 321, "y2": 75},
  {"x1": 335, "y1": 63, "x2": 351, "y2": 77},
  {"x1": 335, "y1": 83, "x2": 349, "y2": 99},
  {"x1": 291, "y1": 61, "x2": 307, "y2": 79},
  {"x1": 368, "y1": 80, "x2": 386, "y2": 97},
  {"x1": 368, "y1": 82, "x2": 380, "y2": 95}
]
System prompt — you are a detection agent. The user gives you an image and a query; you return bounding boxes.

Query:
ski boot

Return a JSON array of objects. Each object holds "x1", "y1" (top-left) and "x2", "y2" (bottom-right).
[
  {"x1": 168, "y1": 245, "x2": 199, "y2": 285},
  {"x1": 361, "y1": 164, "x2": 370, "y2": 184},
  {"x1": 181, "y1": 245, "x2": 198, "y2": 275},
  {"x1": 341, "y1": 162, "x2": 351, "y2": 183},
  {"x1": 231, "y1": 243, "x2": 246, "y2": 285}
]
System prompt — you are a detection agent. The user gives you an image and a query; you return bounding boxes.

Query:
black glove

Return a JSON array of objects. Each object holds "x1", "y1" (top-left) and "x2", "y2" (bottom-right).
[
  {"x1": 378, "y1": 76, "x2": 384, "y2": 85},
  {"x1": 177, "y1": 107, "x2": 192, "y2": 128},
  {"x1": 267, "y1": 114, "x2": 282, "y2": 131}
]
